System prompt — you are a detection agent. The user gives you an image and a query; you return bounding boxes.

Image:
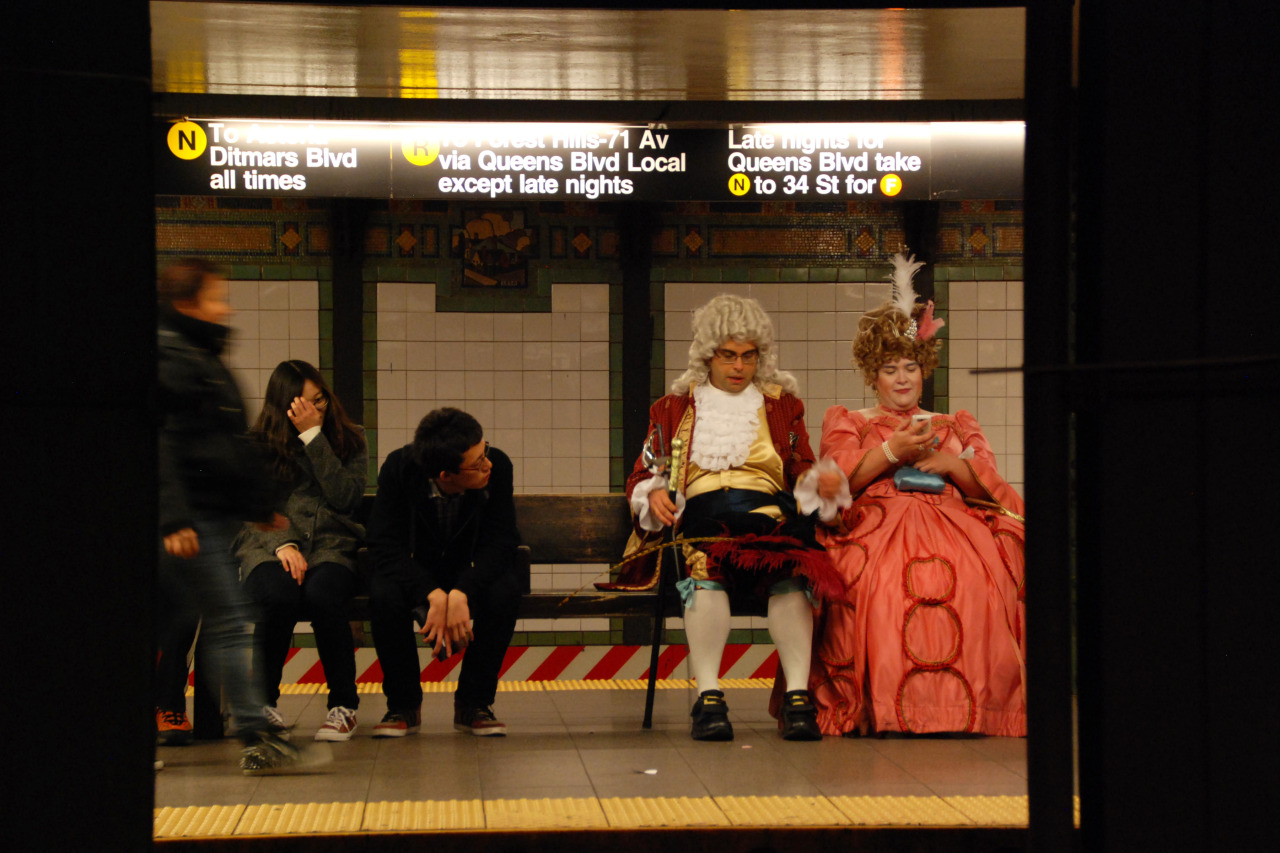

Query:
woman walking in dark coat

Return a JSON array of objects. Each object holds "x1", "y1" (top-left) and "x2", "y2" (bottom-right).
[
  {"x1": 157, "y1": 258, "x2": 305, "y2": 774},
  {"x1": 237, "y1": 360, "x2": 367, "y2": 741}
]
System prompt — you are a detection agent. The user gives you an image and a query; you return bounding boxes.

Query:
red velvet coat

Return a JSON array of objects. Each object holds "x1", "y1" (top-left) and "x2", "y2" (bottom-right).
[
  {"x1": 606, "y1": 383, "x2": 817, "y2": 589},
  {"x1": 625, "y1": 382, "x2": 816, "y2": 508}
]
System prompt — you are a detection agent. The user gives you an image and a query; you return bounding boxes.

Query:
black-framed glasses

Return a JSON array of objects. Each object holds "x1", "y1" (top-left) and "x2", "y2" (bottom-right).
[
  {"x1": 712, "y1": 348, "x2": 760, "y2": 365},
  {"x1": 458, "y1": 441, "x2": 491, "y2": 472}
]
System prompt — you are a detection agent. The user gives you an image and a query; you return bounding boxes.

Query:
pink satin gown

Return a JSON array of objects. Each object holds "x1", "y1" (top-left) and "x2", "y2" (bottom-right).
[{"x1": 810, "y1": 407, "x2": 1027, "y2": 737}]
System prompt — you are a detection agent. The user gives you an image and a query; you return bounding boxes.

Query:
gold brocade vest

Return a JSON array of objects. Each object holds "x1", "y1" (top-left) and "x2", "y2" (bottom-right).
[{"x1": 684, "y1": 407, "x2": 786, "y2": 522}]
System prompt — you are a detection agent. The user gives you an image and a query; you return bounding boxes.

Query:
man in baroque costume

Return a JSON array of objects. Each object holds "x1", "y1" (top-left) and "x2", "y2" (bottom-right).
[{"x1": 612, "y1": 294, "x2": 841, "y2": 741}]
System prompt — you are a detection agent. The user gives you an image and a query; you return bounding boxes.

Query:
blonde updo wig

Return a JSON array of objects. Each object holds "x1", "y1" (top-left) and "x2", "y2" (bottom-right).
[
  {"x1": 851, "y1": 302, "x2": 942, "y2": 386},
  {"x1": 672, "y1": 293, "x2": 798, "y2": 395}
]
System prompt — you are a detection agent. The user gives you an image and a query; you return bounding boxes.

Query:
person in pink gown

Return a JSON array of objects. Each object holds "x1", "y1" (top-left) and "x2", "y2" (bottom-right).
[{"x1": 802, "y1": 255, "x2": 1026, "y2": 737}]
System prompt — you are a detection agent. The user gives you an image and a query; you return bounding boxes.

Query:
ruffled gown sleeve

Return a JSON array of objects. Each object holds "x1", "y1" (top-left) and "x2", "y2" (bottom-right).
[{"x1": 952, "y1": 409, "x2": 1025, "y2": 518}]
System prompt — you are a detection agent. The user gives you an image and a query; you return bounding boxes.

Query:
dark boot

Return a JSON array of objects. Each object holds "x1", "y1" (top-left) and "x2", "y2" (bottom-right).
[
  {"x1": 690, "y1": 689, "x2": 734, "y2": 741},
  {"x1": 779, "y1": 689, "x2": 822, "y2": 741}
]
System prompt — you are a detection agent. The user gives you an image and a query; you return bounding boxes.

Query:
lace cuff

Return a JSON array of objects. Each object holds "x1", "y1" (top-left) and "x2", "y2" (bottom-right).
[{"x1": 630, "y1": 474, "x2": 686, "y2": 532}]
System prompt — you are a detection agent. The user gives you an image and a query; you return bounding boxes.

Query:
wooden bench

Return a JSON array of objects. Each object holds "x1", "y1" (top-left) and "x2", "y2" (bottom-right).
[{"x1": 194, "y1": 493, "x2": 681, "y2": 737}]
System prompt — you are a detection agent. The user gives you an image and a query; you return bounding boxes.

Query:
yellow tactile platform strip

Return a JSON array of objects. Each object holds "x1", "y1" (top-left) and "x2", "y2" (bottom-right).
[
  {"x1": 599, "y1": 796, "x2": 730, "y2": 828},
  {"x1": 485, "y1": 797, "x2": 610, "y2": 829},
  {"x1": 155, "y1": 796, "x2": 1081, "y2": 837},
  {"x1": 237, "y1": 802, "x2": 365, "y2": 835},
  {"x1": 829, "y1": 795, "x2": 969, "y2": 825},
  {"x1": 363, "y1": 799, "x2": 486, "y2": 831},
  {"x1": 155, "y1": 805, "x2": 245, "y2": 837},
  {"x1": 717, "y1": 795, "x2": 851, "y2": 826}
]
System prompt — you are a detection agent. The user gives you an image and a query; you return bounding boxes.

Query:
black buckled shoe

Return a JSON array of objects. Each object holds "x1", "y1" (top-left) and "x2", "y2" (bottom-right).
[
  {"x1": 690, "y1": 689, "x2": 734, "y2": 741},
  {"x1": 779, "y1": 690, "x2": 823, "y2": 741}
]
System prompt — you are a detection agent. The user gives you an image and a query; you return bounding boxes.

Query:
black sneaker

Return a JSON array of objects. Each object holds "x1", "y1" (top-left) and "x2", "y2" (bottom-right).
[
  {"x1": 453, "y1": 705, "x2": 507, "y2": 736},
  {"x1": 690, "y1": 689, "x2": 734, "y2": 741},
  {"x1": 779, "y1": 689, "x2": 823, "y2": 741},
  {"x1": 371, "y1": 708, "x2": 421, "y2": 738}
]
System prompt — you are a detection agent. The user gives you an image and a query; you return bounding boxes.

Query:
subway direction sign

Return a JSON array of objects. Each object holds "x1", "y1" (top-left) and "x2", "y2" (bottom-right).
[{"x1": 157, "y1": 120, "x2": 1023, "y2": 201}]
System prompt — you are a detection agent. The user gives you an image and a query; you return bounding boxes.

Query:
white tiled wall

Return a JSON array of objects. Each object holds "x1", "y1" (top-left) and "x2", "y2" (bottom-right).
[
  {"x1": 945, "y1": 279, "x2": 1024, "y2": 490},
  {"x1": 376, "y1": 281, "x2": 614, "y2": 633},
  {"x1": 225, "y1": 280, "x2": 321, "y2": 423}
]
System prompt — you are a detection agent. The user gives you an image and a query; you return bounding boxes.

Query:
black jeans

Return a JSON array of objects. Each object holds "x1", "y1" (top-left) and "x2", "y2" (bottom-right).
[
  {"x1": 245, "y1": 561, "x2": 359, "y2": 710},
  {"x1": 155, "y1": 552, "x2": 199, "y2": 712},
  {"x1": 369, "y1": 566, "x2": 521, "y2": 713}
]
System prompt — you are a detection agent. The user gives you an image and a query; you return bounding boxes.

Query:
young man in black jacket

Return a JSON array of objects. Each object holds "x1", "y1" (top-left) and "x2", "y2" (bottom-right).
[{"x1": 366, "y1": 408, "x2": 521, "y2": 737}]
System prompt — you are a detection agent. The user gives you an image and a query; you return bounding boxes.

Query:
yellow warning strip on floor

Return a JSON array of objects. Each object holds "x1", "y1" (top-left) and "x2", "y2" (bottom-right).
[
  {"x1": 278, "y1": 684, "x2": 323, "y2": 695},
  {"x1": 484, "y1": 797, "x2": 610, "y2": 830},
  {"x1": 581, "y1": 678, "x2": 652, "y2": 690},
  {"x1": 829, "y1": 795, "x2": 973, "y2": 826},
  {"x1": 715, "y1": 795, "x2": 852, "y2": 827},
  {"x1": 600, "y1": 796, "x2": 730, "y2": 828},
  {"x1": 207, "y1": 679, "x2": 776, "y2": 697},
  {"x1": 363, "y1": 799, "x2": 486, "y2": 832},
  {"x1": 155, "y1": 794, "x2": 1050, "y2": 837},
  {"x1": 943, "y1": 795, "x2": 1029, "y2": 826},
  {"x1": 236, "y1": 802, "x2": 364, "y2": 835},
  {"x1": 543, "y1": 679, "x2": 625, "y2": 690},
  {"x1": 154, "y1": 804, "x2": 245, "y2": 837}
]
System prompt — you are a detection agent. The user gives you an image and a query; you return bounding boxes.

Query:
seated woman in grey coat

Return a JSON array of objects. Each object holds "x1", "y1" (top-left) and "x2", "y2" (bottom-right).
[{"x1": 236, "y1": 360, "x2": 367, "y2": 742}]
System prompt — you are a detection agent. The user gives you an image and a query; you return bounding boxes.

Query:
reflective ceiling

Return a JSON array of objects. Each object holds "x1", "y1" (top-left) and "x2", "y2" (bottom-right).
[{"x1": 151, "y1": 2, "x2": 1025, "y2": 103}]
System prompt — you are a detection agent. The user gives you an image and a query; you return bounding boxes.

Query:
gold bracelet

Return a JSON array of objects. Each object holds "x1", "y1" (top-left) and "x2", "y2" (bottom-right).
[{"x1": 882, "y1": 442, "x2": 899, "y2": 464}]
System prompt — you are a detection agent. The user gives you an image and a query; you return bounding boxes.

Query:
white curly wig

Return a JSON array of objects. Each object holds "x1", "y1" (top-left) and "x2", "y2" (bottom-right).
[{"x1": 671, "y1": 293, "x2": 799, "y2": 396}]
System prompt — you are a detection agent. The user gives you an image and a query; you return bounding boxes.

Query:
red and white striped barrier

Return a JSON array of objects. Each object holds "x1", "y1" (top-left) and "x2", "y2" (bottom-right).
[{"x1": 270, "y1": 644, "x2": 778, "y2": 685}]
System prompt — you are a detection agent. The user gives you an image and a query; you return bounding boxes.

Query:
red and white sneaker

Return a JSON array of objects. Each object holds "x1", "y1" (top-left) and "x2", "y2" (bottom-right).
[
  {"x1": 453, "y1": 705, "x2": 507, "y2": 736},
  {"x1": 314, "y1": 706, "x2": 357, "y2": 742}
]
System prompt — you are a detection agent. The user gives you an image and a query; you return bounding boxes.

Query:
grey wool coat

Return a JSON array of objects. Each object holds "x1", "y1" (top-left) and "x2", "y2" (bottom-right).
[{"x1": 235, "y1": 426, "x2": 368, "y2": 578}]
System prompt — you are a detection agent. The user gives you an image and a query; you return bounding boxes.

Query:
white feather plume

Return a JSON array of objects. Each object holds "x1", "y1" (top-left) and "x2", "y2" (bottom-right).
[{"x1": 888, "y1": 252, "x2": 926, "y2": 319}]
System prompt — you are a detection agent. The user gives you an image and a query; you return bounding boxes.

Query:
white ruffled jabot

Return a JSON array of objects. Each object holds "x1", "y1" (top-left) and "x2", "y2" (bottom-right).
[{"x1": 691, "y1": 382, "x2": 763, "y2": 471}]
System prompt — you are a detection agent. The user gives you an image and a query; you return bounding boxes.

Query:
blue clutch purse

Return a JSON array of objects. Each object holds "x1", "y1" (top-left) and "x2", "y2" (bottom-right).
[{"x1": 893, "y1": 465, "x2": 946, "y2": 494}]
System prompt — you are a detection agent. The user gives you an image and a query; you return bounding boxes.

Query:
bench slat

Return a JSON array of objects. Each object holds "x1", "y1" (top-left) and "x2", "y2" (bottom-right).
[{"x1": 515, "y1": 494, "x2": 633, "y2": 565}]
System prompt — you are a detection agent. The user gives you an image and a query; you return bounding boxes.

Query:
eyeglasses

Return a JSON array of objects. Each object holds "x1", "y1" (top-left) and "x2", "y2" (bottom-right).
[
  {"x1": 712, "y1": 348, "x2": 760, "y2": 365},
  {"x1": 458, "y1": 441, "x2": 491, "y2": 472}
]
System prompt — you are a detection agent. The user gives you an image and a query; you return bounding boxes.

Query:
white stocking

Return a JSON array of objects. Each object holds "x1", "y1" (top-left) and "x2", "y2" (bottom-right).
[
  {"x1": 683, "y1": 587, "x2": 731, "y2": 694},
  {"x1": 767, "y1": 590, "x2": 814, "y2": 693}
]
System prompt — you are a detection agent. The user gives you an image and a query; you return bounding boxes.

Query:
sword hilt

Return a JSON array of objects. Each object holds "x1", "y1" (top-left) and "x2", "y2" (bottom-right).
[{"x1": 668, "y1": 436, "x2": 685, "y2": 501}]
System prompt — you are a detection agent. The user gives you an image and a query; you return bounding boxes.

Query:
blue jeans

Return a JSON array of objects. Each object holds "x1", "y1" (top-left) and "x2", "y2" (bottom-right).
[{"x1": 158, "y1": 514, "x2": 267, "y2": 741}]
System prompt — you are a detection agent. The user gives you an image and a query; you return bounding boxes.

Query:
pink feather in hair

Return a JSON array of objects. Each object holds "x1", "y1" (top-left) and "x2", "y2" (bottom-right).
[{"x1": 917, "y1": 299, "x2": 945, "y2": 340}]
